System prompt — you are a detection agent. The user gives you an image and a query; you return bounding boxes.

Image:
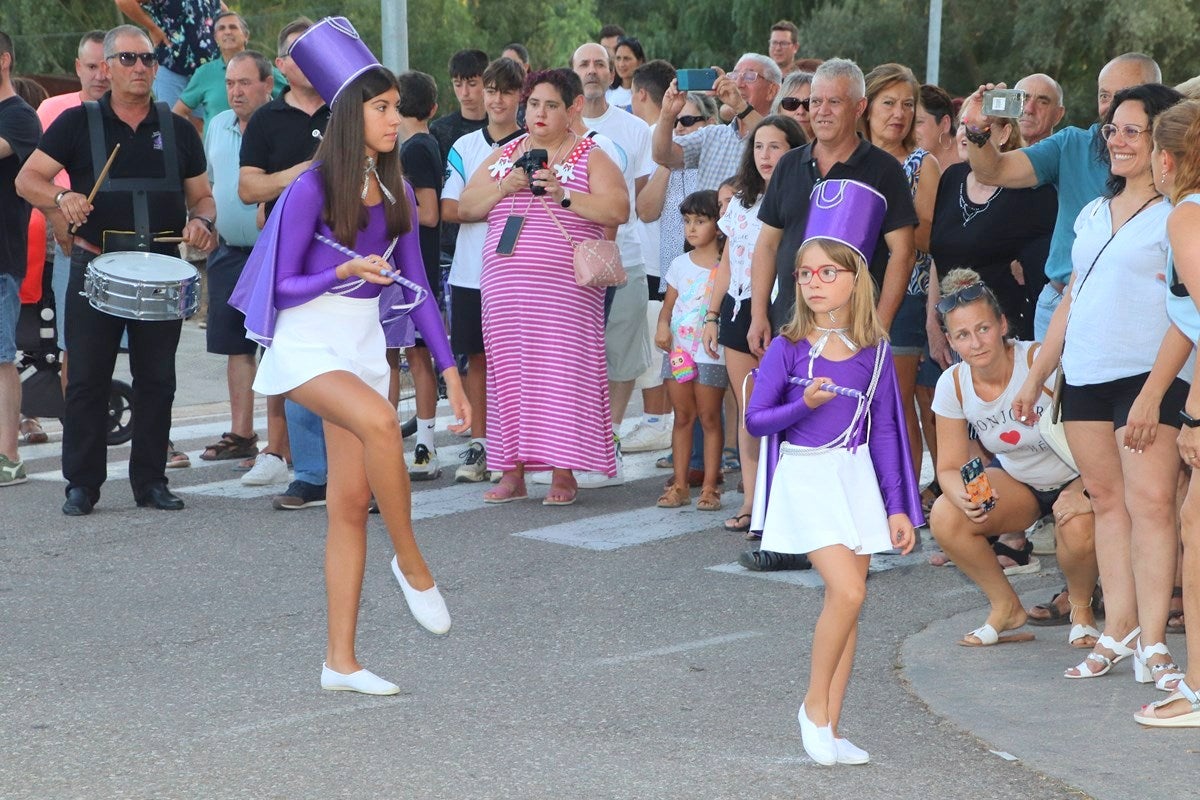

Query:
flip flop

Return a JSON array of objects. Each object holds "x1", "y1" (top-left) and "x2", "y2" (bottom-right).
[
  {"x1": 543, "y1": 482, "x2": 577, "y2": 506},
  {"x1": 723, "y1": 512, "x2": 752, "y2": 532},
  {"x1": 957, "y1": 623, "x2": 1036, "y2": 647}
]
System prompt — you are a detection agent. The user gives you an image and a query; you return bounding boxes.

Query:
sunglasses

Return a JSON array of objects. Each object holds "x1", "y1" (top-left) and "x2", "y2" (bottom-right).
[
  {"x1": 780, "y1": 96, "x2": 810, "y2": 112},
  {"x1": 675, "y1": 114, "x2": 706, "y2": 127},
  {"x1": 107, "y1": 52, "x2": 157, "y2": 67},
  {"x1": 935, "y1": 282, "x2": 990, "y2": 315}
]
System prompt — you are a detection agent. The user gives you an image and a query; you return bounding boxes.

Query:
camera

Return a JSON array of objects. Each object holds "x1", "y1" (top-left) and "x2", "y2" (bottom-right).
[
  {"x1": 514, "y1": 148, "x2": 549, "y2": 195},
  {"x1": 982, "y1": 89, "x2": 1027, "y2": 119}
]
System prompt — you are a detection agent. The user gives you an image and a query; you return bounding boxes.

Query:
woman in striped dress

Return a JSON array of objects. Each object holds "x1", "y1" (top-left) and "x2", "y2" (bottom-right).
[{"x1": 458, "y1": 69, "x2": 629, "y2": 506}]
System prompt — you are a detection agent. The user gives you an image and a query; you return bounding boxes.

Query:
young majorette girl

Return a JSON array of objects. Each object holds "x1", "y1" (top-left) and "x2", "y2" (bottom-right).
[
  {"x1": 232, "y1": 18, "x2": 470, "y2": 695},
  {"x1": 655, "y1": 190, "x2": 727, "y2": 510},
  {"x1": 745, "y1": 227, "x2": 923, "y2": 765}
]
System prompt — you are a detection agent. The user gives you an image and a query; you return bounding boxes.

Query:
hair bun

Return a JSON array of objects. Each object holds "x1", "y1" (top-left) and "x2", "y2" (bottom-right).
[{"x1": 940, "y1": 267, "x2": 982, "y2": 296}]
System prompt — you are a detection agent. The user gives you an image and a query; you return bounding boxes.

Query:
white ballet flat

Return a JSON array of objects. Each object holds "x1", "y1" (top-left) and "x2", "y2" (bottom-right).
[
  {"x1": 391, "y1": 556, "x2": 451, "y2": 635},
  {"x1": 320, "y1": 663, "x2": 400, "y2": 695},
  {"x1": 834, "y1": 737, "x2": 869, "y2": 765},
  {"x1": 797, "y1": 704, "x2": 837, "y2": 766}
]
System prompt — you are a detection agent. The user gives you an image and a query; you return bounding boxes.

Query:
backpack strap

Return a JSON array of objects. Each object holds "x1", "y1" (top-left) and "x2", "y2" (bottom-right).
[{"x1": 951, "y1": 362, "x2": 964, "y2": 409}]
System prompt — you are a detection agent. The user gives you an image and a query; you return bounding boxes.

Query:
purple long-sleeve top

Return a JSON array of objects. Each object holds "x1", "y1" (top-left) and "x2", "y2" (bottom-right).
[
  {"x1": 272, "y1": 169, "x2": 453, "y2": 372},
  {"x1": 745, "y1": 336, "x2": 916, "y2": 518}
]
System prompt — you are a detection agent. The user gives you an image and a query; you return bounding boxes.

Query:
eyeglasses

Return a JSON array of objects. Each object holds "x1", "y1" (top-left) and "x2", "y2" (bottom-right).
[
  {"x1": 1100, "y1": 123, "x2": 1150, "y2": 142},
  {"x1": 780, "y1": 96, "x2": 810, "y2": 112},
  {"x1": 107, "y1": 51, "x2": 156, "y2": 67},
  {"x1": 728, "y1": 70, "x2": 760, "y2": 84},
  {"x1": 936, "y1": 282, "x2": 990, "y2": 315},
  {"x1": 675, "y1": 114, "x2": 706, "y2": 127},
  {"x1": 768, "y1": 40, "x2": 794, "y2": 49},
  {"x1": 796, "y1": 265, "x2": 855, "y2": 285}
]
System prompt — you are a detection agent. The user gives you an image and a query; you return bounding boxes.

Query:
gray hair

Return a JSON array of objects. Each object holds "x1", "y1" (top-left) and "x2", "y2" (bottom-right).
[
  {"x1": 737, "y1": 53, "x2": 782, "y2": 86},
  {"x1": 103, "y1": 25, "x2": 153, "y2": 58},
  {"x1": 1016, "y1": 72, "x2": 1064, "y2": 107},
  {"x1": 772, "y1": 70, "x2": 813, "y2": 115},
  {"x1": 685, "y1": 91, "x2": 720, "y2": 121},
  {"x1": 813, "y1": 58, "x2": 865, "y2": 99}
]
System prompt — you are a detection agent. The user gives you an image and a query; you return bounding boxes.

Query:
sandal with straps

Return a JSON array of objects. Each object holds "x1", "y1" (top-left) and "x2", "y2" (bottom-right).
[
  {"x1": 656, "y1": 483, "x2": 690, "y2": 509},
  {"x1": 200, "y1": 431, "x2": 260, "y2": 461},
  {"x1": 1064, "y1": 626, "x2": 1140, "y2": 679},
  {"x1": 1134, "y1": 678, "x2": 1200, "y2": 727},
  {"x1": 1067, "y1": 594, "x2": 1101, "y2": 649},
  {"x1": 696, "y1": 487, "x2": 722, "y2": 511},
  {"x1": 1134, "y1": 640, "x2": 1185, "y2": 692}
]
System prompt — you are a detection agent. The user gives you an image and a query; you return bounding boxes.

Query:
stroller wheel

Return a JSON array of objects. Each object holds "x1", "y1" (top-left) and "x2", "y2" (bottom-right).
[{"x1": 106, "y1": 380, "x2": 134, "y2": 446}]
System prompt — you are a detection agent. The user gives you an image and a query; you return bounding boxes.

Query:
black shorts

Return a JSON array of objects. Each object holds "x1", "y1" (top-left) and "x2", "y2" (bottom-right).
[
  {"x1": 1061, "y1": 372, "x2": 1188, "y2": 429},
  {"x1": 450, "y1": 285, "x2": 484, "y2": 356},
  {"x1": 717, "y1": 293, "x2": 753, "y2": 355},
  {"x1": 646, "y1": 274, "x2": 663, "y2": 299},
  {"x1": 987, "y1": 460, "x2": 1070, "y2": 517},
  {"x1": 205, "y1": 243, "x2": 259, "y2": 356}
]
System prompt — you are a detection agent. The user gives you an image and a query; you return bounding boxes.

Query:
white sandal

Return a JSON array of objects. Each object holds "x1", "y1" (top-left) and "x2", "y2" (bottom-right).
[
  {"x1": 1134, "y1": 678, "x2": 1200, "y2": 727},
  {"x1": 1064, "y1": 626, "x2": 1140, "y2": 678},
  {"x1": 1134, "y1": 640, "x2": 1184, "y2": 692},
  {"x1": 1067, "y1": 594, "x2": 1101, "y2": 649}
]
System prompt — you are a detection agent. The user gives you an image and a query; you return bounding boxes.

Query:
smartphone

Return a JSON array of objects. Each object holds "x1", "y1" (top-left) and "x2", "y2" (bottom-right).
[
  {"x1": 677, "y1": 69, "x2": 718, "y2": 92},
  {"x1": 982, "y1": 88, "x2": 1027, "y2": 119},
  {"x1": 960, "y1": 457, "x2": 997, "y2": 512},
  {"x1": 494, "y1": 214, "x2": 525, "y2": 256}
]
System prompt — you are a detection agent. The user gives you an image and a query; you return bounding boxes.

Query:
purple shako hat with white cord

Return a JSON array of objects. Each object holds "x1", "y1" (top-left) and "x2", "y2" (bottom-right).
[
  {"x1": 287, "y1": 16, "x2": 382, "y2": 106},
  {"x1": 801, "y1": 179, "x2": 888, "y2": 262}
]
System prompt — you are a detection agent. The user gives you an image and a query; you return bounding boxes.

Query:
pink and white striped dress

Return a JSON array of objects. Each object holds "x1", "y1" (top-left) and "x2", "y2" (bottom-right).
[{"x1": 480, "y1": 135, "x2": 616, "y2": 476}]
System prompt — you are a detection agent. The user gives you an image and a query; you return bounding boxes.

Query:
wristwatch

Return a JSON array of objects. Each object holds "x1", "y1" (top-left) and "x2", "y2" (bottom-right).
[
  {"x1": 54, "y1": 190, "x2": 68, "y2": 208},
  {"x1": 736, "y1": 104, "x2": 755, "y2": 120},
  {"x1": 1180, "y1": 410, "x2": 1200, "y2": 428},
  {"x1": 193, "y1": 215, "x2": 215, "y2": 232},
  {"x1": 560, "y1": 189, "x2": 572, "y2": 209},
  {"x1": 964, "y1": 125, "x2": 992, "y2": 147}
]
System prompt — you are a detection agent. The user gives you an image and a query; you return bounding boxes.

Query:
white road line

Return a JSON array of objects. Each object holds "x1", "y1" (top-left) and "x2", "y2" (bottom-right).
[
  {"x1": 589, "y1": 631, "x2": 764, "y2": 666},
  {"x1": 201, "y1": 696, "x2": 409, "y2": 741},
  {"x1": 515, "y1": 504, "x2": 720, "y2": 550},
  {"x1": 706, "y1": 550, "x2": 930, "y2": 587}
]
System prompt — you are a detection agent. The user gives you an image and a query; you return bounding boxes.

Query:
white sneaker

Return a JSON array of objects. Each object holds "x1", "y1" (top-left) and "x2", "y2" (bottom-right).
[
  {"x1": 454, "y1": 441, "x2": 489, "y2": 483},
  {"x1": 577, "y1": 452, "x2": 625, "y2": 489},
  {"x1": 620, "y1": 420, "x2": 673, "y2": 453},
  {"x1": 408, "y1": 444, "x2": 441, "y2": 481},
  {"x1": 1030, "y1": 517, "x2": 1057, "y2": 555},
  {"x1": 240, "y1": 452, "x2": 289, "y2": 486}
]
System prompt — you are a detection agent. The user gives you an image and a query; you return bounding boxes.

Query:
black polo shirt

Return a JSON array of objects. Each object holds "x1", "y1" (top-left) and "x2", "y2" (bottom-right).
[
  {"x1": 759, "y1": 136, "x2": 918, "y2": 328},
  {"x1": 239, "y1": 88, "x2": 330, "y2": 217},
  {"x1": 0, "y1": 95, "x2": 41, "y2": 280},
  {"x1": 37, "y1": 93, "x2": 206, "y2": 249}
]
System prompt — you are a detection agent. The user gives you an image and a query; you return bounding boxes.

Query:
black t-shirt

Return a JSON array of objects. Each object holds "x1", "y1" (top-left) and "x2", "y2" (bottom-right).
[
  {"x1": 0, "y1": 95, "x2": 41, "y2": 279},
  {"x1": 759, "y1": 137, "x2": 918, "y2": 329},
  {"x1": 400, "y1": 130, "x2": 443, "y2": 288},
  {"x1": 239, "y1": 89, "x2": 330, "y2": 217},
  {"x1": 37, "y1": 94, "x2": 206, "y2": 250},
  {"x1": 929, "y1": 161, "x2": 1057, "y2": 320},
  {"x1": 429, "y1": 111, "x2": 486, "y2": 166}
]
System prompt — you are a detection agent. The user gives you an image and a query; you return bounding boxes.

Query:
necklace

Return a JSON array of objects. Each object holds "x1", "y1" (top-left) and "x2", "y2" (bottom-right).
[
  {"x1": 361, "y1": 155, "x2": 396, "y2": 204},
  {"x1": 811, "y1": 325, "x2": 858, "y2": 358},
  {"x1": 959, "y1": 177, "x2": 1001, "y2": 227}
]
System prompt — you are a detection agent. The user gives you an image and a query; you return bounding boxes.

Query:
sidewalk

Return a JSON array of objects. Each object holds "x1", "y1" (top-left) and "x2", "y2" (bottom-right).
[{"x1": 902, "y1": 586, "x2": 1189, "y2": 800}]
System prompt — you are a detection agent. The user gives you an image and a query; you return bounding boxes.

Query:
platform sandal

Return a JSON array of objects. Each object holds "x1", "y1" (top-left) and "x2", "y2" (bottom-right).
[
  {"x1": 1134, "y1": 640, "x2": 1184, "y2": 692},
  {"x1": 1064, "y1": 626, "x2": 1140, "y2": 679},
  {"x1": 1134, "y1": 678, "x2": 1200, "y2": 727}
]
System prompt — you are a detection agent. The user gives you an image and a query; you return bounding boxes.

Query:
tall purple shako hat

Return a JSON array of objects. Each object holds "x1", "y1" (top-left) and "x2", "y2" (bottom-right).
[
  {"x1": 287, "y1": 16, "x2": 382, "y2": 105},
  {"x1": 801, "y1": 179, "x2": 888, "y2": 262}
]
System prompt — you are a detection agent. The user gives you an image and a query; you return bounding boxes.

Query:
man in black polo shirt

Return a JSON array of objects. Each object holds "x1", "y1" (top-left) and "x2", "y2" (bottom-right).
[
  {"x1": 236, "y1": 17, "x2": 331, "y2": 508},
  {"x1": 748, "y1": 58, "x2": 916, "y2": 348},
  {"x1": 16, "y1": 24, "x2": 215, "y2": 516},
  {"x1": 741, "y1": 58, "x2": 916, "y2": 573}
]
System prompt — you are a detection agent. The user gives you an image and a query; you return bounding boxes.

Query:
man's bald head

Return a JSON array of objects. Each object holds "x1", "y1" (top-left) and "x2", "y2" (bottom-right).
[{"x1": 1098, "y1": 53, "x2": 1161, "y2": 119}]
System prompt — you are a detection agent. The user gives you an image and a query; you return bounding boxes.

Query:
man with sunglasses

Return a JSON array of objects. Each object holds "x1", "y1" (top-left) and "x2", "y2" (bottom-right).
[
  {"x1": 114, "y1": 0, "x2": 222, "y2": 111},
  {"x1": 16, "y1": 24, "x2": 215, "y2": 516},
  {"x1": 651, "y1": 53, "x2": 781, "y2": 191},
  {"x1": 961, "y1": 53, "x2": 1161, "y2": 341}
]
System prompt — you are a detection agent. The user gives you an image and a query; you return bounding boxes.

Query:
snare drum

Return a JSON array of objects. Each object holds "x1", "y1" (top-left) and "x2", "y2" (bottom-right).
[{"x1": 84, "y1": 251, "x2": 199, "y2": 321}]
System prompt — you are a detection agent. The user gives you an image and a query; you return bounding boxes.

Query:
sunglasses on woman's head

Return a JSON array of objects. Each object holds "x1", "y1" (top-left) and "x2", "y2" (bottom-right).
[
  {"x1": 780, "y1": 97, "x2": 810, "y2": 112},
  {"x1": 936, "y1": 282, "x2": 989, "y2": 315},
  {"x1": 107, "y1": 51, "x2": 157, "y2": 67}
]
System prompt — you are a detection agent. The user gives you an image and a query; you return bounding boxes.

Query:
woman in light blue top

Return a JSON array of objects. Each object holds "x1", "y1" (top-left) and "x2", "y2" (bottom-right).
[{"x1": 1137, "y1": 98, "x2": 1200, "y2": 727}]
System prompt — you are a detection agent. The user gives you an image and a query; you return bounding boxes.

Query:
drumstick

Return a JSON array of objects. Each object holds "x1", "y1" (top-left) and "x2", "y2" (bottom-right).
[
  {"x1": 69, "y1": 143, "x2": 121, "y2": 234},
  {"x1": 786, "y1": 376, "x2": 865, "y2": 400},
  {"x1": 152, "y1": 236, "x2": 184, "y2": 243}
]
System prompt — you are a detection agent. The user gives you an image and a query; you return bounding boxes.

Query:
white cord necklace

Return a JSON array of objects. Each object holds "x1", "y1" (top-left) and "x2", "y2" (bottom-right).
[
  {"x1": 361, "y1": 156, "x2": 396, "y2": 205},
  {"x1": 959, "y1": 178, "x2": 1001, "y2": 227}
]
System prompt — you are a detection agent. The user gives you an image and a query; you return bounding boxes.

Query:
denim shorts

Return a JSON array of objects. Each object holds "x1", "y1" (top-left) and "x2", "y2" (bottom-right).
[
  {"x1": 0, "y1": 273, "x2": 19, "y2": 364},
  {"x1": 888, "y1": 292, "x2": 927, "y2": 356}
]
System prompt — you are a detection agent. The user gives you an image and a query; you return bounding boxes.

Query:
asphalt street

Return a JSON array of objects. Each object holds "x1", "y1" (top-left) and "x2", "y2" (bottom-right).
[{"x1": 2, "y1": 321, "x2": 1189, "y2": 800}]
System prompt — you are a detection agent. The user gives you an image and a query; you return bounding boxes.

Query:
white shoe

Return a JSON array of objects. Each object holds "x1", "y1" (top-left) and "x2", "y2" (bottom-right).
[
  {"x1": 320, "y1": 663, "x2": 400, "y2": 695},
  {"x1": 798, "y1": 704, "x2": 837, "y2": 765},
  {"x1": 391, "y1": 556, "x2": 451, "y2": 634},
  {"x1": 620, "y1": 420, "x2": 672, "y2": 453},
  {"x1": 577, "y1": 451, "x2": 625, "y2": 489},
  {"x1": 408, "y1": 444, "x2": 441, "y2": 481},
  {"x1": 834, "y1": 737, "x2": 869, "y2": 765},
  {"x1": 1029, "y1": 517, "x2": 1057, "y2": 555},
  {"x1": 240, "y1": 452, "x2": 289, "y2": 486}
]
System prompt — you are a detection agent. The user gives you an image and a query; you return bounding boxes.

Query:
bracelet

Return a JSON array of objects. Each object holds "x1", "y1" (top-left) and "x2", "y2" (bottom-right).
[
  {"x1": 736, "y1": 104, "x2": 754, "y2": 120},
  {"x1": 964, "y1": 125, "x2": 992, "y2": 147},
  {"x1": 703, "y1": 319, "x2": 718, "y2": 325},
  {"x1": 54, "y1": 190, "x2": 69, "y2": 208}
]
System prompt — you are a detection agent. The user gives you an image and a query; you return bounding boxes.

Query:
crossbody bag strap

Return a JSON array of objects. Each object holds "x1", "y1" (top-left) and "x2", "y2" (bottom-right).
[{"x1": 541, "y1": 196, "x2": 576, "y2": 248}]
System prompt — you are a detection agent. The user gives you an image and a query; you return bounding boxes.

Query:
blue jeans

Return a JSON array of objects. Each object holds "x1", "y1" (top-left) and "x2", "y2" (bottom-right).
[
  {"x1": 0, "y1": 273, "x2": 18, "y2": 364},
  {"x1": 1034, "y1": 282, "x2": 1064, "y2": 342},
  {"x1": 52, "y1": 242, "x2": 71, "y2": 350},
  {"x1": 153, "y1": 67, "x2": 190, "y2": 110},
  {"x1": 285, "y1": 399, "x2": 327, "y2": 486}
]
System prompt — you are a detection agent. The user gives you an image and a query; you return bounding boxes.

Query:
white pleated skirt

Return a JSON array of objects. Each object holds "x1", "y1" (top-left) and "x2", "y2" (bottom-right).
[
  {"x1": 254, "y1": 294, "x2": 389, "y2": 398},
  {"x1": 759, "y1": 444, "x2": 893, "y2": 555}
]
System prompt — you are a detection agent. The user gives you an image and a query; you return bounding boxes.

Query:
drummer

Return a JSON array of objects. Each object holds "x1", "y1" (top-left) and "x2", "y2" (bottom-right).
[{"x1": 16, "y1": 23, "x2": 215, "y2": 516}]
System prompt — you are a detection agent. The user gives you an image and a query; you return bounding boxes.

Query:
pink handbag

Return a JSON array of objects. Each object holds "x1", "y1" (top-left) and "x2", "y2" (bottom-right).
[{"x1": 543, "y1": 198, "x2": 627, "y2": 288}]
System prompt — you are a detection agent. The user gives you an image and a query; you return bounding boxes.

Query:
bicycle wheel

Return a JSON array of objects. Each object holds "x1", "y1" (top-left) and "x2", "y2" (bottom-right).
[{"x1": 396, "y1": 352, "x2": 418, "y2": 438}]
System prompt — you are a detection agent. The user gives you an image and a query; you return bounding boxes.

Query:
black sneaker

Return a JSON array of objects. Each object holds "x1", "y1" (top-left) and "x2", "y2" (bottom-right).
[
  {"x1": 272, "y1": 480, "x2": 327, "y2": 510},
  {"x1": 738, "y1": 549, "x2": 812, "y2": 571}
]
